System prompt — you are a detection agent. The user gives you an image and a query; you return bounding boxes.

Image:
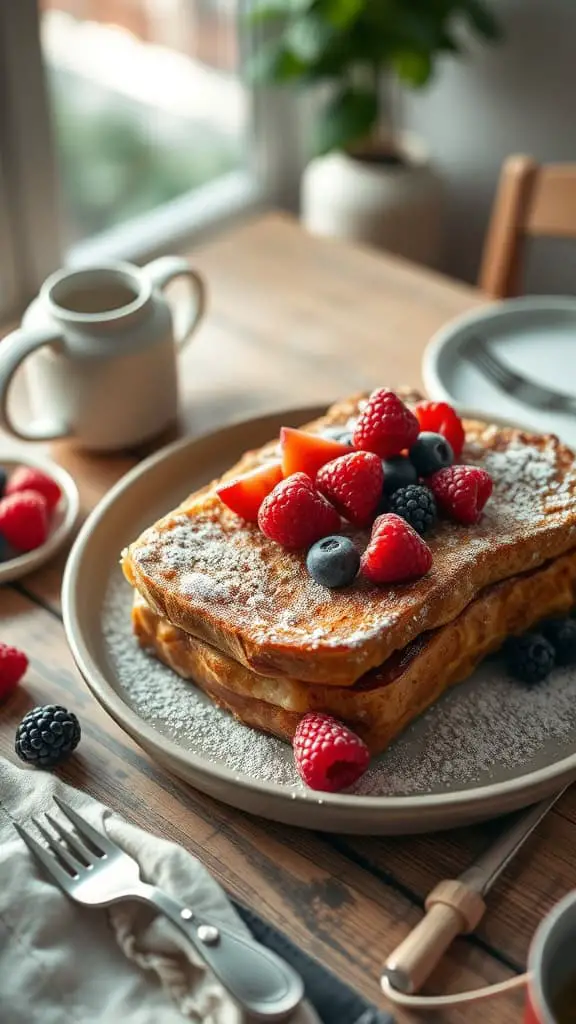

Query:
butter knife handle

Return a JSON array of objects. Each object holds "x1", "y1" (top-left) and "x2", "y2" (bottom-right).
[
  {"x1": 382, "y1": 880, "x2": 486, "y2": 995},
  {"x1": 144, "y1": 887, "x2": 304, "y2": 1021}
]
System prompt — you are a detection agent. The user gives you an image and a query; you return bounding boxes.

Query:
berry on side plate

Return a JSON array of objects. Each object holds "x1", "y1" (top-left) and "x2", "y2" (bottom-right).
[
  {"x1": 0, "y1": 490, "x2": 49, "y2": 551},
  {"x1": 316, "y1": 451, "x2": 383, "y2": 527},
  {"x1": 505, "y1": 633, "x2": 555, "y2": 685},
  {"x1": 409, "y1": 432, "x2": 454, "y2": 477},
  {"x1": 414, "y1": 401, "x2": 465, "y2": 460},
  {"x1": 353, "y1": 389, "x2": 419, "y2": 459},
  {"x1": 388, "y1": 484, "x2": 437, "y2": 537},
  {"x1": 293, "y1": 712, "x2": 370, "y2": 792},
  {"x1": 306, "y1": 535, "x2": 360, "y2": 589},
  {"x1": 0, "y1": 643, "x2": 28, "y2": 700},
  {"x1": 361, "y1": 513, "x2": 433, "y2": 585},
  {"x1": 540, "y1": 618, "x2": 576, "y2": 666},
  {"x1": 429, "y1": 465, "x2": 493, "y2": 525},
  {"x1": 15, "y1": 705, "x2": 81, "y2": 769},
  {"x1": 216, "y1": 461, "x2": 283, "y2": 523},
  {"x1": 258, "y1": 472, "x2": 340, "y2": 550},
  {"x1": 381, "y1": 455, "x2": 418, "y2": 496},
  {"x1": 280, "y1": 428, "x2": 351, "y2": 480},
  {"x1": 6, "y1": 466, "x2": 62, "y2": 512}
]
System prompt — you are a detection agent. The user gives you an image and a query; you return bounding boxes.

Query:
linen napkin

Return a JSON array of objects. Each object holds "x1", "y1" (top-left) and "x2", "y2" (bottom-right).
[{"x1": 0, "y1": 758, "x2": 321, "y2": 1024}]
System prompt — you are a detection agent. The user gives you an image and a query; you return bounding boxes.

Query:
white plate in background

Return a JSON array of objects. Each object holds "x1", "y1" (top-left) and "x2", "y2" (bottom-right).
[{"x1": 423, "y1": 296, "x2": 576, "y2": 449}]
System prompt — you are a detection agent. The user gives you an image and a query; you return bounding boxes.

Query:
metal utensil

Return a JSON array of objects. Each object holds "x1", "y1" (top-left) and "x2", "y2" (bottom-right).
[
  {"x1": 15, "y1": 796, "x2": 303, "y2": 1022},
  {"x1": 382, "y1": 788, "x2": 567, "y2": 995},
  {"x1": 463, "y1": 335, "x2": 576, "y2": 415}
]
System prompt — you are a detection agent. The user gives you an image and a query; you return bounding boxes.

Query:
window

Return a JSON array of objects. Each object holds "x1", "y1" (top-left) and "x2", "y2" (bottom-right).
[{"x1": 0, "y1": 0, "x2": 297, "y2": 318}]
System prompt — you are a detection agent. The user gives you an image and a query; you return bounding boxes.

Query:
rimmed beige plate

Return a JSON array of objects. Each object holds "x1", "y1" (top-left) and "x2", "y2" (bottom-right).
[{"x1": 62, "y1": 407, "x2": 576, "y2": 835}]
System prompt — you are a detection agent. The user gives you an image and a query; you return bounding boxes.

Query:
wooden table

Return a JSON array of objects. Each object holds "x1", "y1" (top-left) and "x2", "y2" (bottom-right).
[{"x1": 1, "y1": 212, "x2": 573, "y2": 1023}]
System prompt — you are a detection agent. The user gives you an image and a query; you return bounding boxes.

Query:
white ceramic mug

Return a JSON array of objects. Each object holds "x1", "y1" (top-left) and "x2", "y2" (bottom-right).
[{"x1": 0, "y1": 256, "x2": 206, "y2": 451}]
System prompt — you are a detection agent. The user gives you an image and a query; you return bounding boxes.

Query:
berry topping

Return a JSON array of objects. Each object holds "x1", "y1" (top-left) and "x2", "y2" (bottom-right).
[
  {"x1": 280, "y1": 427, "x2": 351, "y2": 480},
  {"x1": 429, "y1": 465, "x2": 493, "y2": 525},
  {"x1": 0, "y1": 643, "x2": 28, "y2": 701},
  {"x1": 6, "y1": 466, "x2": 62, "y2": 512},
  {"x1": 505, "y1": 633, "x2": 555, "y2": 685},
  {"x1": 414, "y1": 401, "x2": 465, "y2": 460},
  {"x1": 258, "y1": 472, "x2": 340, "y2": 550},
  {"x1": 15, "y1": 704, "x2": 81, "y2": 768},
  {"x1": 388, "y1": 484, "x2": 437, "y2": 537},
  {"x1": 316, "y1": 451, "x2": 383, "y2": 527},
  {"x1": 306, "y1": 535, "x2": 360, "y2": 589},
  {"x1": 409, "y1": 432, "x2": 454, "y2": 477},
  {"x1": 321, "y1": 427, "x2": 354, "y2": 446},
  {"x1": 353, "y1": 389, "x2": 419, "y2": 459},
  {"x1": 361, "y1": 513, "x2": 433, "y2": 585},
  {"x1": 381, "y1": 455, "x2": 418, "y2": 496},
  {"x1": 0, "y1": 467, "x2": 7, "y2": 499},
  {"x1": 540, "y1": 618, "x2": 576, "y2": 666},
  {"x1": 216, "y1": 461, "x2": 283, "y2": 523},
  {"x1": 293, "y1": 712, "x2": 370, "y2": 792},
  {"x1": 0, "y1": 490, "x2": 49, "y2": 551}
]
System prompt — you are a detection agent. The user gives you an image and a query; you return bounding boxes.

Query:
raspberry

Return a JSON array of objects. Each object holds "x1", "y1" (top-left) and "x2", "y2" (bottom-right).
[
  {"x1": 353, "y1": 390, "x2": 419, "y2": 459},
  {"x1": 293, "y1": 713, "x2": 370, "y2": 792},
  {"x1": 316, "y1": 451, "x2": 383, "y2": 527},
  {"x1": 429, "y1": 466, "x2": 493, "y2": 525},
  {"x1": 414, "y1": 401, "x2": 465, "y2": 460},
  {"x1": 361, "y1": 513, "x2": 432, "y2": 584},
  {"x1": 0, "y1": 643, "x2": 28, "y2": 700},
  {"x1": 6, "y1": 466, "x2": 62, "y2": 511},
  {"x1": 0, "y1": 490, "x2": 49, "y2": 551},
  {"x1": 258, "y1": 472, "x2": 340, "y2": 550}
]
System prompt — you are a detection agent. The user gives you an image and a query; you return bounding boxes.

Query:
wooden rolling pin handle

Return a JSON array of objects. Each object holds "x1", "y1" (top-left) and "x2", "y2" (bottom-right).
[{"x1": 382, "y1": 880, "x2": 486, "y2": 995}]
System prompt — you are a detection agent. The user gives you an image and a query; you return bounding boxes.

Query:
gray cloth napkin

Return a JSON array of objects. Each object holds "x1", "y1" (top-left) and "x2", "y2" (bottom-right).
[{"x1": 0, "y1": 759, "x2": 319, "y2": 1024}]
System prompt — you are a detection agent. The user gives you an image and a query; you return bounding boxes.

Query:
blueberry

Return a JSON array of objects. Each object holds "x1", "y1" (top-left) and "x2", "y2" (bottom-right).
[
  {"x1": 0, "y1": 467, "x2": 6, "y2": 499},
  {"x1": 410, "y1": 432, "x2": 454, "y2": 477},
  {"x1": 322, "y1": 427, "x2": 354, "y2": 446},
  {"x1": 388, "y1": 485, "x2": 437, "y2": 536},
  {"x1": 540, "y1": 618, "x2": 576, "y2": 666},
  {"x1": 505, "y1": 633, "x2": 555, "y2": 685},
  {"x1": 306, "y1": 535, "x2": 360, "y2": 588},
  {"x1": 0, "y1": 535, "x2": 10, "y2": 563},
  {"x1": 381, "y1": 455, "x2": 418, "y2": 496}
]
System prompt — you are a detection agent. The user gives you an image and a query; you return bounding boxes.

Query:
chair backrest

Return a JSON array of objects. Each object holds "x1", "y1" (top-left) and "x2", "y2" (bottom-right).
[{"x1": 479, "y1": 155, "x2": 576, "y2": 298}]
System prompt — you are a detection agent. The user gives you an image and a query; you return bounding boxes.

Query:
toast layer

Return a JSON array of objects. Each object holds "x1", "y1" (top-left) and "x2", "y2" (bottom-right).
[
  {"x1": 132, "y1": 548, "x2": 576, "y2": 754},
  {"x1": 123, "y1": 393, "x2": 576, "y2": 686}
]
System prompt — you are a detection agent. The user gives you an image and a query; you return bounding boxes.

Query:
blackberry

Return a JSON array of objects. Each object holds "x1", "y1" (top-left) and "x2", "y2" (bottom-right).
[
  {"x1": 540, "y1": 618, "x2": 576, "y2": 666},
  {"x1": 388, "y1": 485, "x2": 437, "y2": 536},
  {"x1": 505, "y1": 633, "x2": 555, "y2": 685},
  {"x1": 15, "y1": 705, "x2": 81, "y2": 768}
]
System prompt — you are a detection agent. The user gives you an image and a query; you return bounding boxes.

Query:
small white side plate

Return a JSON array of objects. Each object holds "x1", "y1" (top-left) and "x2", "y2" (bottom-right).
[
  {"x1": 423, "y1": 296, "x2": 576, "y2": 448},
  {"x1": 0, "y1": 454, "x2": 79, "y2": 583}
]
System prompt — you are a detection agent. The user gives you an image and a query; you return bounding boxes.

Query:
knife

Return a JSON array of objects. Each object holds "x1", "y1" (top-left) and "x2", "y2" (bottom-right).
[{"x1": 382, "y1": 788, "x2": 567, "y2": 996}]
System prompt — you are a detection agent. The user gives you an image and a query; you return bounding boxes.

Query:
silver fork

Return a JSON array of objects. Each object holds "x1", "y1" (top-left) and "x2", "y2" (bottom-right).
[
  {"x1": 462, "y1": 335, "x2": 576, "y2": 415},
  {"x1": 15, "y1": 797, "x2": 303, "y2": 1022}
]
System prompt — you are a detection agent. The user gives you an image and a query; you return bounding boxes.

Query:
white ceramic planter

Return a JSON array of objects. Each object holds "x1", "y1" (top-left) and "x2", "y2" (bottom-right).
[{"x1": 301, "y1": 134, "x2": 443, "y2": 267}]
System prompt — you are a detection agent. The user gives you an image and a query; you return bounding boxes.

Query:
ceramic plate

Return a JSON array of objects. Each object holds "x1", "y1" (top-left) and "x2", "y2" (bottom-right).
[
  {"x1": 0, "y1": 454, "x2": 79, "y2": 583},
  {"x1": 423, "y1": 296, "x2": 576, "y2": 449},
  {"x1": 62, "y1": 409, "x2": 576, "y2": 835}
]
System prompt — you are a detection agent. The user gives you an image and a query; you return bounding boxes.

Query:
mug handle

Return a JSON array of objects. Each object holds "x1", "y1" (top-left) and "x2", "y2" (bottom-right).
[
  {"x1": 144, "y1": 256, "x2": 207, "y2": 349},
  {"x1": 0, "y1": 326, "x2": 70, "y2": 441}
]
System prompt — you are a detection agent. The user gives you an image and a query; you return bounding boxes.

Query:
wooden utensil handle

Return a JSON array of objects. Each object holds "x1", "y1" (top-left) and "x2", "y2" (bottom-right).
[{"x1": 382, "y1": 880, "x2": 486, "y2": 995}]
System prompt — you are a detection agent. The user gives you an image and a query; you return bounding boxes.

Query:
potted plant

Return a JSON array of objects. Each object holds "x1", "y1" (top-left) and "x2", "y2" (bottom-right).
[{"x1": 249, "y1": 0, "x2": 501, "y2": 264}]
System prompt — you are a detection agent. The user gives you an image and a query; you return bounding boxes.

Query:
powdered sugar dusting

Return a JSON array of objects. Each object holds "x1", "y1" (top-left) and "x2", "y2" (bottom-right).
[{"x1": 103, "y1": 575, "x2": 576, "y2": 798}]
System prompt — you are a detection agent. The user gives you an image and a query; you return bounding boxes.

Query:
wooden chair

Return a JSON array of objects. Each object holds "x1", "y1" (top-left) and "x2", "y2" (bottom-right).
[{"x1": 479, "y1": 155, "x2": 576, "y2": 298}]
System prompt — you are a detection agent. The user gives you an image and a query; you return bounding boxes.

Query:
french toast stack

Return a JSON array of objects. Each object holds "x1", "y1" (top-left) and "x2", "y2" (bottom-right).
[{"x1": 122, "y1": 392, "x2": 576, "y2": 756}]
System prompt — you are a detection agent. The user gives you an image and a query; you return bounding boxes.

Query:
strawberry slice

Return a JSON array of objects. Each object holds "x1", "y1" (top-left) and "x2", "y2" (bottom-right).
[
  {"x1": 280, "y1": 428, "x2": 351, "y2": 480},
  {"x1": 216, "y1": 461, "x2": 283, "y2": 522}
]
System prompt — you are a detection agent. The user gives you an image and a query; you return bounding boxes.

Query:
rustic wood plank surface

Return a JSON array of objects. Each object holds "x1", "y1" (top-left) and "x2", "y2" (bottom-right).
[{"x1": 0, "y1": 212, "x2": 570, "y2": 1022}]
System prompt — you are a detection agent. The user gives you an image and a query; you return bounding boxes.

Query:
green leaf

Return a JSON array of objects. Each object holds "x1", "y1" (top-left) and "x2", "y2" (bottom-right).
[
  {"x1": 462, "y1": 0, "x2": 502, "y2": 41},
  {"x1": 391, "y1": 50, "x2": 433, "y2": 87},
  {"x1": 246, "y1": 43, "x2": 308, "y2": 84},
  {"x1": 320, "y1": 0, "x2": 364, "y2": 29},
  {"x1": 285, "y1": 13, "x2": 335, "y2": 63},
  {"x1": 316, "y1": 87, "x2": 379, "y2": 154},
  {"x1": 248, "y1": 0, "x2": 312, "y2": 23}
]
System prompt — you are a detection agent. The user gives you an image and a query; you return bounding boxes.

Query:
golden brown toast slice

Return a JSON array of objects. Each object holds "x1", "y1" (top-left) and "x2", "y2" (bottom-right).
[
  {"x1": 122, "y1": 393, "x2": 576, "y2": 686},
  {"x1": 132, "y1": 549, "x2": 576, "y2": 754}
]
